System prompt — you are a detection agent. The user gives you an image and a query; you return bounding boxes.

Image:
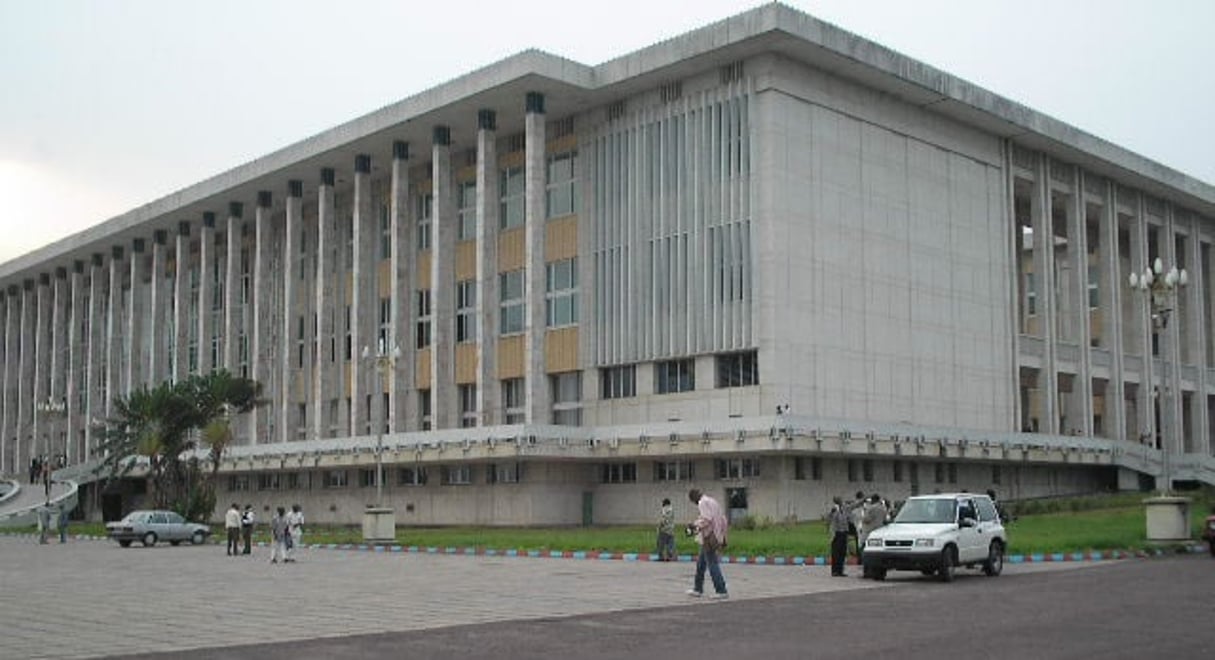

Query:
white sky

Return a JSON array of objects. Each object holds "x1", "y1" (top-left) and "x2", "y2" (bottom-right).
[{"x1": 1, "y1": 0, "x2": 1212, "y2": 266}]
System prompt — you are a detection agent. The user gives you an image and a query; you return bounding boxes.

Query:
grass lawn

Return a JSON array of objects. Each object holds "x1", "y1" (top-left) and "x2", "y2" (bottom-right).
[{"x1": 39, "y1": 492, "x2": 1213, "y2": 557}]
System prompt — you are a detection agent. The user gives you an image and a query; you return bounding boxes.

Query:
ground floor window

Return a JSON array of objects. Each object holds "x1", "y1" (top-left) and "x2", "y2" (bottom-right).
[
  {"x1": 322, "y1": 470, "x2": 348, "y2": 489},
  {"x1": 600, "y1": 462, "x2": 637, "y2": 484},
  {"x1": 715, "y1": 457, "x2": 759, "y2": 480},
  {"x1": 398, "y1": 466, "x2": 427, "y2": 486},
  {"x1": 488, "y1": 463, "x2": 522, "y2": 484},
  {"x1": 441, "y1": 465, "x2": 472, "y2": 485},
  {"x1": 654, "y1": 460, "x2": 694, "y2": 482}
]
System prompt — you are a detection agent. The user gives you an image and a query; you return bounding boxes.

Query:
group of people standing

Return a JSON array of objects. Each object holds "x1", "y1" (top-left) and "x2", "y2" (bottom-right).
[
  {"x1": 827, "y1": 492, "x2": 890, "y2": 577},
  {"x1": 224, "y1": 503, "x2": 303, "y2": 563},
  {"x1": 28, "y1": 455, "x2": 64, "y2": 498}
]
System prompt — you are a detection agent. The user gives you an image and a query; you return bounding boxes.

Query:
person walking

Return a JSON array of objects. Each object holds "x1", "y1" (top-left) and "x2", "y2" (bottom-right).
[
  {"x1": 58, "y1": 504, "x2": 70, "y2": 544},
  {"x1": 269, "y1": 507, "x2": 288, "y2": 564},
  {"x1": 224, "y1": 503, "x2": 241, "y2": 556},
  {"x1": 828, "y1": 496, "x2": 853, "y2": 577},
  {"x1": 29, "y1": 456, "x2": 39, "y2": 485},
  {"x1": 656, "y1": 498, "x2": 676, "y2": 561},
  {"x1": 285, "y1": 504, "x2": 304, "y2": 562},
  {"x1": 38, "y1": 503, "x2": 51, "y2": 545},
  {"x1": 42, "y1": 459, "x2": 52, "y2": 499},
  {"x1": 241, "y1": 505, "x2": 255, "y2": 555},
  {"x1": 685, "y1": 489, "x2": 728, "y2": 599}
]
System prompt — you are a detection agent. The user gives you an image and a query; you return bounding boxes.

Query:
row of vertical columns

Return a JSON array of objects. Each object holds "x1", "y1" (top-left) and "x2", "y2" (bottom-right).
[
  {"x1": 313, "y1": 169, "x2": 335, "y2": 440},
  {"x1": 1070, "y1": 169, "x2": 1094, "y2": 435},
  {"x1": 1, "y1": 288, "x2": 16, "y2": 472},
  {"x1": 148, "y1": 232, "x2": 167, "y2": 384},
  {"x1": 85, "y1": 256, "x2": 103, "y2": 457},
  {"x1": 1133, "y1": 196, "x2": 1155, "y2": 445},
  {"x1": 172, "y1": 223, "x2": 190, "y2": 383},
  {"x1": 281, "y1": 180, "x2": 302, "y2": 443},
  {"x1": 250, "y1": 192, "x2": 274, "y2": 445},
  {"x1": 1032, "y1": 157, "x2": 1060, "y2": 434},
  {"x1": 222, "y1": 203, "x2": 242, "y2": 371},
  {"x1": 1183, "y1": 214, "x2": 1210, "y2": 455},
  {"x1": 66, "y1": 263, "x2": 83, "y2": 464},
  {"x1": 352, "y1": 155, "x2": 374, "y2": 435},
  {"x1": 1102, "y1": 180, "x2": 1128, "y2": 445},
  {"x1": 197, "y1": 213, "x2": 215, "y2": 375},
  {"x1": 32, "y1": 275, "x2": 49, "y2": 458},
  {"x1": 126, "y1": 240, "x2": 145, "y2": 392}
]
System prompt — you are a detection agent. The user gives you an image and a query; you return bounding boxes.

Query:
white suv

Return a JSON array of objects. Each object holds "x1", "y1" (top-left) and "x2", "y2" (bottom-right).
[{"x1": 861, "y1": 492, "x2": 1006, "y2": 582}]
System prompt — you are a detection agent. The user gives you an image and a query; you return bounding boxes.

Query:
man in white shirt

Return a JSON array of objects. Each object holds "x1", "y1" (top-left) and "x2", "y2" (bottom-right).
[
  {"x1": 285, "y1": 504, "x2": 304, "y2": 562},
  {"x1": 685, "y1": 488, "x2": 729, "y2": 599},
  {"x1": 224, "y1": 503, "x2": 241, "y2": 557}
]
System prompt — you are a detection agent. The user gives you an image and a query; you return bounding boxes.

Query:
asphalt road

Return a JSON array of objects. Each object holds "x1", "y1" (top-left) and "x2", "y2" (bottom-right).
[{"x1": 121, "y1": 555, "x2": 1215, "y2": 660}]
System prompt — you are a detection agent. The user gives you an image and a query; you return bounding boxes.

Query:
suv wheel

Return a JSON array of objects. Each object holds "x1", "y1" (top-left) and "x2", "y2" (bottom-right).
[
  {"x1": 983, "y1": 541, "x2": 1004, "y2": 577},
  {"x1": 939, "y1": 546, "x2": 957, "y2": 583},
  {"x1": 141, "y1": 532, "x2": 157, "y2": 548}
]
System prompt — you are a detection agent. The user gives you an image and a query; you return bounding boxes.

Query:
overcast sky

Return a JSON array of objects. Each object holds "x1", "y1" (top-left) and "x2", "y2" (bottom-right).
[{"x1": 1, "y1": 0, "x2": 1212, "y2": 265}]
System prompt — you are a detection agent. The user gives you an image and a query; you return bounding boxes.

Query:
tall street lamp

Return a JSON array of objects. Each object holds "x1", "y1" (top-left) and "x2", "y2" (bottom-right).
[
  {"x1": 1128, "y1": 257, "x2": 1191, "y2": 542},
  {"x1": 360, "y1": 343, "x2": 399, "y2": 544},
  {"x1": 36, "y1": 396, "x2": 68, "y2": 465}
]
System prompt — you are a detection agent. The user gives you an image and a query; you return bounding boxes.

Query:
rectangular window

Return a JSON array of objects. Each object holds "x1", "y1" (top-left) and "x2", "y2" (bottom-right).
[
  {"x1": 488, "y1": 463, "x2": 521, "y2": 484},
  {"x1": 992, "y1": 465, "x2": 1002, "y2": 486},
  {"x1": 545, "y1": 258, "x2": 578, "y2": 327},
  {"x1": 600, "y1": 365, "x2": 636, "y2": 400},
  {"x1": 380, "y1": 203, "x2": 392, "y2": 259},
  {"x1": 794, "y1": 456, "x2": 822, "y2": 481},
  {"x1": 284, "y1": 472, "x2": 302, "y2": 490},
  {"x1": 376, "y1": 298, "x2": 390, "y2": 353},
  {"x1": 358, "y1": 469, "x2": 378, "y2": 488},
  {"x1": 296, "y1": 403, "x2": 307, "y2": 440},
  {"x1": 1025, "y1": 272, "x2": 1037, "y2": 316},
  {"x1": 551, "y1": 372, "x2": 582, "y2": 426},
  {"x1": 716, "y1": 350, "x2": 759, "y2": 388},
  {"x1": 600, "y1": 463, "x2": 637, "y2": 484},
  {"x1": 948, "y1": 463, "x2": 958, "y2": 484},
  {"x1": 459, "y1": 384, "x2": 478, "y2": 428},
  {"x1": 893, "y1": 461, "x2": 904, "y2": 483},
  {"x1": 456, "y1": 280, "x2": 476, "y2": 343},
  {"x1": 934, "y1": 462, "x2": 946, "y2": 484},
  {"x1": 654, "y1": 460, "x2": 695, "y2": 482},
  {"x1": 847, "y1": 459, "x2": 859, "y2": 482},
  {"x1": 1087, "y1": 264, "x2": 1099, "y2": 309},
  {"x1": 499, "y1": 270, "x2": 525, "y2": 335},
  {"x1": 416, "y1": 193, "x2": 432, "y2": 250},
  {"x1": 545, "y1": 151, "x2": 578, "y2": 219},
  {"x1": 322, "y1": 470, "x2": 348, "y2": 489},
  {"x1": 715, "y1": 458, "x2": 760, "y2": 479},
  {"x1": 502, "y1": 378, "x2": 525, "y2": 424},
  {"x1": 415, "y1": 289, "x2": 431, "y2": 349},
  {"x1": 499, "y1": 166, "x2": 525, "y2": 229},
  {"x1": 343, "y1": 306, "x2": 352, "y2": 361},
  {"x1": 655, "y1": 359, "x2": 694, "y2": 394},
  {"x1": 458, "y1": 180, "x2": 477, "y2": 241},
  {"x1": 398, "y1": 466, "x2": 427, "y2": 486},
  {"x1": 228, "y1": 475, "x2": 250, "y2": 492},
  {"x1": 418, "y1": 390, "x2": 431, "y2": 431},
  {"x1": 862, "y1": 459, "x2": 874, "y2": 483},
  {"x1": 441, "y1": 465, "x2": 472, "y2": 485},
  {"x1": 328, "y1": 398, "x2": 340, "y2": 437}
]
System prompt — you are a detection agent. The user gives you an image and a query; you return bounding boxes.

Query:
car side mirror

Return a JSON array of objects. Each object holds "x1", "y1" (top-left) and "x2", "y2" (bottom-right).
[{"x1": 959, "y1": 517, "x2": 977, "y2": 528}]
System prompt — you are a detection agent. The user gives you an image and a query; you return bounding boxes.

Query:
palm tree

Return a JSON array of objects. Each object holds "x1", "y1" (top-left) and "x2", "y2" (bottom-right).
[{"x1": 97, "y1": 370, "x2": 262, "y2": 520}]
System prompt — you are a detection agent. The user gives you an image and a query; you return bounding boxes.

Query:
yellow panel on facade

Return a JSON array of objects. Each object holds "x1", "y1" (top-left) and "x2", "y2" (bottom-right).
[
  {"x1": 455, "y1": 344, "x2": 478, "y2": 384},
  {"x1": 416, "y1": 180, "x2": 433, "y2": 195},
  {"x1": 455, "y1": 242, "x2": 477, "y2": 281},
  {"x1": 545, "y1": 216, "x2": 578, "y2": 261},
  {"x1": 415, "y1": 348, "x2": 432, "y2": 389},
  {"x1": 345, "y1": 271, "x2": 354, "y2": 302},
  {"x1": 547, "y1": 134, "x2": 577, "y2": 154},
  {"x1": 499, "y1": 151, "x2": 524, "y2": 169},
  {"x1": 344, "y1": 362, "x2": 353, "y2": 398},
  {"x1": 292, "y1": 374, "x2": 308, "y2": 402},
  {"x1": 498, "y1": 229, "x2": 525, "y2": 272},
  {"x1": 378, "y1": 261, "x2": 392, "y2": 298},
  {"x1": 497, "y1": 336, "x2": 525, "y2": 379},
  {"x1": 545, "y1": 327, "x2": 579, "y2": 373},
  {"x1": 456, "y1": 164, "x2": 477, "y2": 182},
  {"x1": 416, "y1": 252, "x2": 432, "y2": 290}
]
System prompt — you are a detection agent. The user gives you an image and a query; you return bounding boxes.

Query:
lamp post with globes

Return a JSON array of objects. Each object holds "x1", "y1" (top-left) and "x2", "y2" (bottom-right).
[
  {"x1": 36, "y1": 396, "x2": 68, "y2": 466},
  {"x1": 1128, "y1": 256, "x2": 1192, "y2": 542},
  {"x1": 360, "y1": 343, "x2": 400, "y2": 543}
]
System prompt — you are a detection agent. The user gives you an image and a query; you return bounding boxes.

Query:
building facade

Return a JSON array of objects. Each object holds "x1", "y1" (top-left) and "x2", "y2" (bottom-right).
[{"x1": 2, "y1": 5, "x2": 1214, "y2": 524}]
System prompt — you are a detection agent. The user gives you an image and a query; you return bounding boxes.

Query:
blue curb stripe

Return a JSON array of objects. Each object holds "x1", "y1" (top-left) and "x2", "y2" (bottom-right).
[{"x1": 1009, "y1": 554, "x2": 1025, "y2": 563}]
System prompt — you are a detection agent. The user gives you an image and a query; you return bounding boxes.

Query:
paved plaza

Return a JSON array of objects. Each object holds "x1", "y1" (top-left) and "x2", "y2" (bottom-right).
[{"x1": 0, "y1": 533, "x2": 1121, "y2": 659}]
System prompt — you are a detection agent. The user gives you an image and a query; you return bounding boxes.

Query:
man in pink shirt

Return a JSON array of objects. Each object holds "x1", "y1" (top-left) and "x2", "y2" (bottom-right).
[{"x1": 686, "y1": 488, "x2": 729, "y2": 599}]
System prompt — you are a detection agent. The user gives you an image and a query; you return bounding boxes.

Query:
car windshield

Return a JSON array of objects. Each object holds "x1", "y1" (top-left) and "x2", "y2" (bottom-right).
[
  {"x1": 121, "y1": 512, "x2": 149, "y2": 523},
  {"x1": 893, "y1": 499, "x2": 956, "y2": 524}
]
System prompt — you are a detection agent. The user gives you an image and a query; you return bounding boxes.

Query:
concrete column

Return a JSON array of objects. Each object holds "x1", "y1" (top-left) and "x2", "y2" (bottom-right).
[
  {"x1": 17, "y1": 280, "x2": 35, "y2": 470},
  {"x1": 314, "y1": 168, "x2": 336, "y2": 440},
  {"x1": 85, "y1": 254, "x2": 103, "y2": 457},
  {"x1": 475, "y1": 110, "x2": 500, "y2": 423},
  {"x1": 148, "y1": 232, "x2": 167, "y2": 385},
  {"x1": 352, "y1": 155, "x2": 374, "y2": 436},
  {"x1": 1103, "y1": 180, "x2": 1127, "y2": 444},
  {"x1": 1, "y1": 288, "x2": 16, "y2": 473},
  {"x1": 33, "y1": 274, "x2": 50, "y2": 458},
  {"x1": 197, "y1": 212, "x2": 216, "y2": 374},
  {"x1": 1185, "y1": 214, "x2": 1208, "y2": 455},
  {"x1": 105, "y1": 247, "x2": 124, "y2": 417},
  {"x1": 282, "y1": 180, "x2": 302, "y2": 443},
  {"x1": 250, "y1": 191, "x2": 274, "y2": 445},
  {"x1": 389, "y1": 141, "x2": 414, "y2": 432},
  {"x1": 223, "y1": 202, "x2": 243, "y2": 372},
  {"x1": 1133, "y1": 196, "x2": 1154, "y2": 446},
  {"x1": 66, "y1": 261, "x2": 84, "y2": 464},
  {"x1": 125, "y1": 239, "x2": 146, "y2": 393},
  {"x1": 1033, "y1": 156, "x2": 1059, "y2": 434},
  {"x1": 172, "y1": 222, "x2": 190, "y2": 383},
  {"x1": 49, "y1": 268, "x2": 67, "y2": 459},
  {"x1": 430, "y1": 128, "x2": 456, "y2": 430},
  {"x1": 1163, "y1": 207, "x2": 1185, "y2": 461},
  {"x1": 523, "y1": 92, "x2": 549, "y2": 423},
  {"x1": 1071, "y1": 169, "x2": 1094, "y2": 436}
]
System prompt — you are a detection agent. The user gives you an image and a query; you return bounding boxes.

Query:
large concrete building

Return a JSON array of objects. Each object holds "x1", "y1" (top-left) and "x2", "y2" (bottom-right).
[{"x1": 3, "y1": 4, "x2": 1214, "y2": 524}]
